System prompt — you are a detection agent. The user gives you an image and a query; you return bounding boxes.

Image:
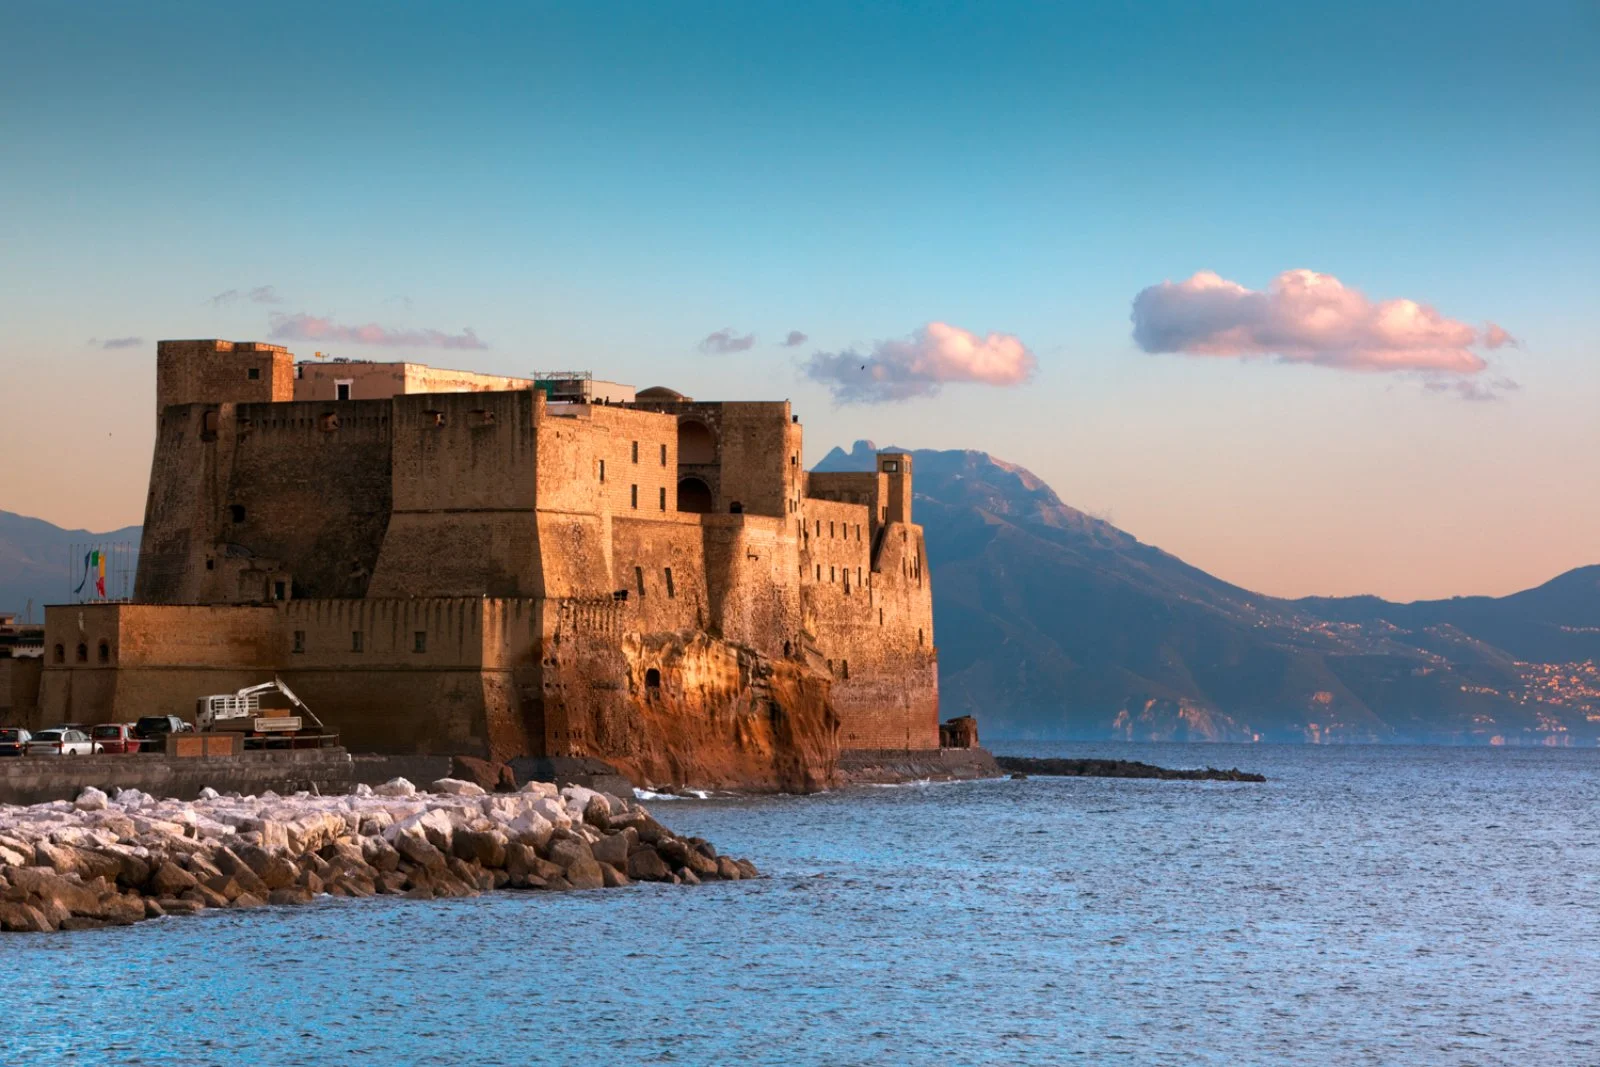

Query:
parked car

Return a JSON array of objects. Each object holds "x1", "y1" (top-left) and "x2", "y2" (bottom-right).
[
  {"x1": 0, "y1": 728, "x2": 30, "y2": 756},
  {"x1": 90, "y1": 722, "x2": 141, "y2": 754},
  {"x1": 25, "y1": 728, "x2": 95, "y2": 756},
  {"x1": 133, "y1": 715, "x2": 193, "y2": 750}
]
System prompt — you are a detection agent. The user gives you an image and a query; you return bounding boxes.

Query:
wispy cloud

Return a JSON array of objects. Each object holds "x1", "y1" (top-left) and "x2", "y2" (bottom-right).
[
  {"x1": 88, "y1": 336, "x2": 143, "y2": 350},
  {"x1": 803, "y1": 321, "x2": 1036, "y2": 404},
  {"x1": 1424, "y1": 376, "x2": 1521, "y2": 403},
  {"x1": 210, "y1": 285, "x2": 284, "y2": 307},
  {"x1": 1131, "y1": 269, "x2": 1508, "y2": 376},
  {"x1": 699, "y1": 328, "x2": 756, "y2": 354},
  {"x1": 267, "y1": 312, "x2": 488, "y2": 350},
  {"x1": 780, "y1": 330, "x2": 809, "y2": 348}
]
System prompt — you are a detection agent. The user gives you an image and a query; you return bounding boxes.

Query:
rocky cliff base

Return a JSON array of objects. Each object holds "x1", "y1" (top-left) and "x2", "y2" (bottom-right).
[
  {"x1": 835, "y1": 747, "x2": 1000, "y2": 785},
  {"x1": 0, "y1": 777, "x2": 758, "y2": 933},
  {"x1": 996, "y1": 756, "x2": 1266, "y2": 782}
]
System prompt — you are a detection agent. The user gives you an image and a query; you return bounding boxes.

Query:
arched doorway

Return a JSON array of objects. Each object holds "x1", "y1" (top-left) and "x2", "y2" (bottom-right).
[
  {"x1": 678, "y1": 419, "x2": 716, "y2": 464},
  {"x1": 678, "y1": 477, "x2": 713, "y2": 513}
]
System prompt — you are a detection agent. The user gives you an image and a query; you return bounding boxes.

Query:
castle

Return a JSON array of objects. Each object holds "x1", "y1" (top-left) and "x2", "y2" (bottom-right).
[{"x1": 37, "y1": 340, "x2": 939, "y2": 788}]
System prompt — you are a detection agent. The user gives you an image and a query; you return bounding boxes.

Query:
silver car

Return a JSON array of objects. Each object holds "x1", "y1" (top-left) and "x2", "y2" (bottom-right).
[{"x1": 25, "y1": 728, "x2": 95, "y2": 756}]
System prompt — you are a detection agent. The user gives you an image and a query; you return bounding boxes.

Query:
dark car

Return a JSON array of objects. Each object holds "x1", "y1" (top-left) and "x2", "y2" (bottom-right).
[
  {"x1": 133, "y1": 715, "x2": 193, "y2": 750},
  {"x1": 0, "y1": 728, "x2": 30, "y2": 756}
]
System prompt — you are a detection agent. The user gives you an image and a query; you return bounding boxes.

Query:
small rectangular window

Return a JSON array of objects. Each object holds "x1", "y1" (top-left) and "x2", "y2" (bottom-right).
[
  {"x1": 660, "y1": 443, "x2": 667, "y2": 465},
  {"x1": 659, "y1": 486, "x2": 666, "y2": 510},
  {"x1": 599, "y1": 459, "x2": 606, "y2": 482},
  {"x1": 351, "y1": 630, "x2": 364, "y2": 652},
  {"x1": 841, "y1": 660, "x2": 849, "y2": 680},
  {"x1": 816, "y1": 565, "x2": 822, "y2": 580},
  {"x1": 273, "y1": 581, "x2": 286, "y2": 601},
  {"x1": 635, "y1": 566, "x2": 646, "y2": 598},
  {"x1": 414, "y1": 631, "x2": 427, "y2": 653},
  {"x1": 829, "y1": 521, "x2": 835, "y2": 537},
  {"x1": 883, "y1": 460, "x2": 899, "y2": 472},
  {"x1": 229, "y1": 504, "x2": 246, "y2": 523},
  {"x1": 830, "y1": 566, "x2": 835, "y2": 582},
  {"x1": 855, "y1": 524, "x2": 861, "y2": 540},
  {"x1": 336, "y1": 381, "x2": 351, "y2": 400},
  {"x1": 292, "y1": 631, "x2": 305, "y2": 653},
  {"x1": 631, "y1": 441, "x2": 639, "y2": 463},
  {"x1": 248, "y1": 367, "x2": 261, "y2": 380},
  {"x1": 631, "y1": 484, "x2": 638, "y2": 509},
  {"x1": 664, "y1": 567, "x2": 675, "y2": 598}
]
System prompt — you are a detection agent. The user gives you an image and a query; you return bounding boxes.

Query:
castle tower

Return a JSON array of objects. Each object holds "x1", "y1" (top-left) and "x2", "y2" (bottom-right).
[
  {"x1": 155, "y1": 339, "x2": 294, "y2": 410},
  {"x1": 878, "y1": 451, "x2": 912, "y2": 525}
]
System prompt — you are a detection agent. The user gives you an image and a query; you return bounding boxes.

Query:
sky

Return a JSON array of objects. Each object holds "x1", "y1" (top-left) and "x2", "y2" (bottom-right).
[{"x1": 1, "y1": 1, "x2": 1595, "y2": 602}]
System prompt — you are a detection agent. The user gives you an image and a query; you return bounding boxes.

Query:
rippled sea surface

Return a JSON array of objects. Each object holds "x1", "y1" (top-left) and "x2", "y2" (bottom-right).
[{"x1": 5, "y1": 742, "x2": 1600, "y2": 1066}]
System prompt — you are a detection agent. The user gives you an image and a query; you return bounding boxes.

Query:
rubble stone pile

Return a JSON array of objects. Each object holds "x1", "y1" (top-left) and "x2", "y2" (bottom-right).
[{"x1": 0, "y1": 777, "x2": 758, "y2": 932}]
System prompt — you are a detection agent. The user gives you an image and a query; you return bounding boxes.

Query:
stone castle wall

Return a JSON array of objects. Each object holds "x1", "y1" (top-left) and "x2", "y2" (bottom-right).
[{"x1": 41, "y1": 339, "x2": 941, "y2": 786}]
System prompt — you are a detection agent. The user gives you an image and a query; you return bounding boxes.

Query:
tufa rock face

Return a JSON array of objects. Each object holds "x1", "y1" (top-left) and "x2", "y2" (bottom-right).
[{"x1": 552, "y1": 631, "x2": 839, "y2": 794}]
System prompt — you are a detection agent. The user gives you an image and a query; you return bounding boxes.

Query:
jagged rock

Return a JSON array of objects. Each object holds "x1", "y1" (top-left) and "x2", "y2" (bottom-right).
[
  {"x1": 677, "y1": 867, "x2": 701, "y2": 886},
  {"x1": 189, "y1": 882, "x2": 231, "y2": 909},
  {"x1": 157, "y1": 898, "x2": 203, "y2": 916},
  {"x1": 231, "y1": 891, "x2": 266, "y2": 909},
  {"x1": 591, "y1": 830, "x2": 633, "y2": 869},
  {"x1": 267, "y1": 887, "x2": 314, "y2": 906},
  {"x1": 149, "y1": 862, "x2": 199, "y2": 897},
  {"x1": 716, "y1": 857, "x2": 743, "y2": 881},
  {"x1": 101, "y1": 892, "x2": 146, "y2": 926},
  {"x1": 373, "y1": 777, "x2": 417, "y2": 798},
  {"x1": 452, "y1": 829, "x2": 508, "y2": 869},
  {"x1": 546, "y1": 836, "x2": 594, "y2": 871},
  {"x1": 0, "y1": 901, "x2": 53, "y2": 932},
  {"x1": 626, "y1": 848, "x2": 671, "y2": 882},
  {"x1": 599, "y1": 863, "x2": 629, "y2": 889},
  {"x1": 143, "y1": 898, "x2": 166, "y2": 919},
  {"x1": 734, "y1": 859, "x2": 759, "y2": 880},
  {"x1": 393, "y1": 828, "x2": 447, "y2": 871},
  {"x1": 451, "y1": 755, "x2": 516, "y2": 793},
  {"x1": 430, "y1": 777, "x2": 487, "y2": 798},
  {"x1": 582, "y1": 796, "x2": 612, "y2": 831},
  {"x1": 74, "y1": 787, "x2": 109, "y2": 812}
]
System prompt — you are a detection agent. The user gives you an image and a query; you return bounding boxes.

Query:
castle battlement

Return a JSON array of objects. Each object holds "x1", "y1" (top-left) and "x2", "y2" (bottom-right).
[{"x1": 39, "y1": 340, "x2": 939, "y2": 785}]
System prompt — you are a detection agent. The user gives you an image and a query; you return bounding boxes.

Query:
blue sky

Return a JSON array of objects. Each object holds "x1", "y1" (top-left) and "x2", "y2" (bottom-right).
[{"x1": 1, "y1": 1, "x2": 1595, "y2": 599}]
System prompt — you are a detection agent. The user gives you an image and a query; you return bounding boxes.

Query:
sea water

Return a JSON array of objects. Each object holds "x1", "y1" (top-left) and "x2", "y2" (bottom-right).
[{"x1": 4, "y1": 742, "x2": 1598, "y2": 1066}]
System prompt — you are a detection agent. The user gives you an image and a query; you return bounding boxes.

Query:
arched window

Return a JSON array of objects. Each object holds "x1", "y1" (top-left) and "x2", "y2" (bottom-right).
[
  {"x1": 53, "y1": 644, "x2": 64, "y2": 664},
  {"x1": 729, "y1": 501, "x2": 744, "y2": 514},
  {"x1": 677, "y1": 419, "x2": 716, "y2": 464},
  {"x1": 645, "y1": 667, "x2": 662, "y2": 690},
  {"x1": 677, "y1": 477, "x2": 713, "y2": 514},
  {"x1": 75, "y1": 643, "x2": 88, "y2": 663},
  {"x1": 97, "y1": 640, "x2": 110, "y2": 664}
]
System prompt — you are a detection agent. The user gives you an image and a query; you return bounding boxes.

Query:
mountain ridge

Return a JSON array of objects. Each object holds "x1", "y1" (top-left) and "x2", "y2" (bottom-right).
[{"x1": 816, "y1": 440, "x2": 1600, "y2": 744}]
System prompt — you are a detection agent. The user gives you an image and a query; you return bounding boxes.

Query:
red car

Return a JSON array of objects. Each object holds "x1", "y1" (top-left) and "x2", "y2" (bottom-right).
[{"x1": 90, "y1": 722, "x2": 141, "y2": 754}]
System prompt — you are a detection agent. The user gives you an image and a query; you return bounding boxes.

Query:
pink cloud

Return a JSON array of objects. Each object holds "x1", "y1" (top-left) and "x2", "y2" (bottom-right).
[
  {"x1": 1484, "y1": 322, "x2": 1518, "y2": 349},
  {"x1": 268, "y1": 312, "x2": 487, "y2": 350},
  {"x1": 1131, "y1": 270, "x2": 1509, "y2": 375},
  {"x1": 804, "y1": 321, "x2": 1036, "y2": 403}
]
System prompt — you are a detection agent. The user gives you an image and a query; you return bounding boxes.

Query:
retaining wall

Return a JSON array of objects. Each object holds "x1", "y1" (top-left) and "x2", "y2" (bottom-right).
[{"x1": 0, "y1": 749, "x2": 354, "y2": 806}]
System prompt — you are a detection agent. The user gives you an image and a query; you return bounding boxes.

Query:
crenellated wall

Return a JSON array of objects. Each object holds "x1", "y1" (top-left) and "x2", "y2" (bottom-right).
[{"x1": 55, "y1": 339, "x2": 941, "y2": 786}]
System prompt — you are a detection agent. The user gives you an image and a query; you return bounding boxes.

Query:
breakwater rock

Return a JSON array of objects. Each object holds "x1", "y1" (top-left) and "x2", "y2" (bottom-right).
[
  {"x1": 996, "y1": 756, "x2": 1265, "y2": 782},
  {"x1": 0, "y1": 778, "x2": 758, "y2": 933}
]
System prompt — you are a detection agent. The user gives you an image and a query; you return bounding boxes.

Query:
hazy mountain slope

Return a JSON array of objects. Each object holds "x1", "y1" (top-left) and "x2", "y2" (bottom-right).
[
  {"x1": 817, "y1": 441, "x2": 1598, "y2": 744},
  {"x1": 0, "y1": 511, "x2": 141, "y2": 619}
]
